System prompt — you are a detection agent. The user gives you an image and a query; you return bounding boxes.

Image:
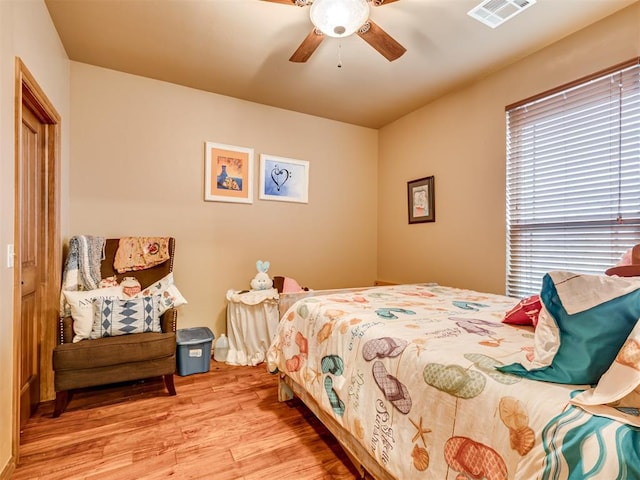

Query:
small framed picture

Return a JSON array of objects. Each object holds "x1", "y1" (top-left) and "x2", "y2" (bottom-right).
[
  {"x1": 204, "y1": 142, "x2": 254, "y2": 204},
  {"x1": 259, "y1": 154, "x2": 309, "y2": 204},
  {"x1": 408, "y1": 176, "x2": 435, "y2": 224}
]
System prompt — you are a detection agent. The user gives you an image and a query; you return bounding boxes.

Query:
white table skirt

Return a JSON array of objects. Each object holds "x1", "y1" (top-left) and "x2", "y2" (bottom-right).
[{"x1": 225, "y1": 288, "x2": 279, "y2": 366}]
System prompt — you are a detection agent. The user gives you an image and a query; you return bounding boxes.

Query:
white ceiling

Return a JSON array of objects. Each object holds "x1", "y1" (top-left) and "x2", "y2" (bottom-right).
[{"x1": 44, "y1": 0, "x2": 637, "y2": 128}]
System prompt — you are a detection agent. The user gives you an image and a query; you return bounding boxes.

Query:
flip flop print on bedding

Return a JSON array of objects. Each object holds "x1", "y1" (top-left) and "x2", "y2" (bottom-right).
[
  {"x1": 285, "y1": 354, "x2": 304, "y2": 373},
  {"x1": 295, "y1": 302, "x2": 309, "y2": 319},
  {"x1": 399, "y1": 290, "x2": 436, "y2": 299},
  {"x1": 372, "y1": 361, "x2": 412, "y2": 414},
  {"x1": 321, "y1": 354, "x2": 346, "y2": 416},
  {"x1": 452, "y1": 301, "x2": 489, "y2": 311},
  {"x1": 444, "y1": 436, "x2": 508, "y2": 480},
  {"x1": 449, "y1": 317, "x2": 504, "y2": 337},
  {"x1": 285, "y1": 331, "x2": 309, "y2": 372},
  {"x1": 321, "y1": 354, "x2": 344, "y2": 376},
  {"x1": 317, "y1": 321, "x2": 335, "y2": 343},
  {"x1": 375, "y1": 307, "x2": 416, "y2": 320},
  {"x1": 318, "y1": 310, "x2": 348, "y2": 343},
  {"x1": 324, "y1": 376, "x2": 345, "y2": 417},
  {"x1": 362, "y1": 337, "x2": 408, "y2": 361},
  {"x1": 464, "y1": 353, "x2": 522, "y2": 385},
  {"x1": 295, "y1": 331, "x2": 308, "y2": 355},
  {"x1": 327, "y1": 295, "x2": 369, "y2": 304},
  {"x1": 423, "y1": 363, "x2": 486, "y2": 399},
  {"x1": 339, "y1": 318, "x2": 362, "y2": 334}
]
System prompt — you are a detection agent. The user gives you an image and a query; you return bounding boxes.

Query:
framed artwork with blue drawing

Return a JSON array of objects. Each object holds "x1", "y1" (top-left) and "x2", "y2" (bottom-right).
[
  {"x1": 204, "y1": 141, "x2": 254, "y2": 204},
  {"x1": 259, "y1": 154, "x2": 309, "y2": 203}
]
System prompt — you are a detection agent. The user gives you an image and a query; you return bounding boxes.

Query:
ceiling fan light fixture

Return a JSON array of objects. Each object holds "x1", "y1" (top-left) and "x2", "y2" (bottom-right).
[{"x1": 310, "y1": 0, "x2": 370, "y2": 38}]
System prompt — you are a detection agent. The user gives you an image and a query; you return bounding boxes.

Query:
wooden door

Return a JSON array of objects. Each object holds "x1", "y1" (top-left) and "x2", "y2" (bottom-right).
[
  {"x1": 18, "y1": 104, "x2": 45, "y2": 429},
  {"x1": 13, "y1": 60, "x2": 61, "y2": 462}
]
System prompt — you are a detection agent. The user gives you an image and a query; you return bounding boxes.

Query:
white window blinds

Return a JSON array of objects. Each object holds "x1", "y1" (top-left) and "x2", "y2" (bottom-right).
[{"x1": 506, "y1": 60, "x2": 640, "y2": 297}]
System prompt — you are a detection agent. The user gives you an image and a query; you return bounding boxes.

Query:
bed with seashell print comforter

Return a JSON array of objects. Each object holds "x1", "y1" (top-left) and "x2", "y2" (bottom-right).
[{"x1": 266, "y1": 283, "x2": 640, "y2": 480}]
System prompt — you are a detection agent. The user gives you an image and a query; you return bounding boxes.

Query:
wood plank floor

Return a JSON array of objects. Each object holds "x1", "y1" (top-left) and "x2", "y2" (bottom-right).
[{"x1": 11, "y1": 361, "x2": 360, "y2": 480}]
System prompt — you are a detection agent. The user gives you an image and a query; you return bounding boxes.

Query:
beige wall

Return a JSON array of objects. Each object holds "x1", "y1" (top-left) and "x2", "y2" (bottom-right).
[
  {"x1": 377, "y1": 2, "x2": 640, "y2": 295},
  {"x1": 68, "y1": 62, "x2": 378, "y2": 337},
  {"x1": 0, "y1": 0, "x2": 70, "y2": 475}
]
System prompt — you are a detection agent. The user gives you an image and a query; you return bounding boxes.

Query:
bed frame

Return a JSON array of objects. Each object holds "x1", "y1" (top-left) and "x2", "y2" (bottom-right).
[{"x1": 278, "y1": 373, "x2": 394, "y2": 480}]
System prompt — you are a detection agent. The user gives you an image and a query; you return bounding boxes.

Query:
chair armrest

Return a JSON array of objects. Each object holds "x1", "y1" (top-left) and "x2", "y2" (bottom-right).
[
  {"x1": 161, "y1": 308, "x2": 177, "y2": 333},
  {"x1": 59, "y1": 316, "x2": 74, "y2": 344}
]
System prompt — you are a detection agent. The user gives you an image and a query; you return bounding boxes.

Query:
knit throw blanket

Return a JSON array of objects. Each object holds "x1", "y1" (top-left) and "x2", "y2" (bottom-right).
[{"x1": 59, "y1": 235, "x2": 105, "y2": 317}]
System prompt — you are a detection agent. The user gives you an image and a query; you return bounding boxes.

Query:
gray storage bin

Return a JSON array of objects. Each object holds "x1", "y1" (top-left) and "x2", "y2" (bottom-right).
[{"x1": 176, "y1": 327, "x2": 214, "y2": 376}]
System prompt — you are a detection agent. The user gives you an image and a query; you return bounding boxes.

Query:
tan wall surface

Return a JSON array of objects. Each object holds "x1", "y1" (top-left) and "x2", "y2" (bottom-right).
[
  {"x1": 69, "y1": 62, "x2": 378, "y2": 338},
  {"x1": 0, "y1": 0, "x2": 70, "y2": 474},
  {"x1": 377, "y1": 3, "x2": 640, "y2": 295}
]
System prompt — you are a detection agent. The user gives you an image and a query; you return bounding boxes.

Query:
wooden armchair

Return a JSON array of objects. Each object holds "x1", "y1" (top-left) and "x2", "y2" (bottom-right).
[{"x1": 52, "y1": 238, "x2": 178, "y2": 417}]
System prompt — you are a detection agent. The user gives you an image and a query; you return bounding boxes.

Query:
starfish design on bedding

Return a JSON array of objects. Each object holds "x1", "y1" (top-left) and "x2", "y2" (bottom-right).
[
  {"x1": 411, "y1": 339, "x2": 428, "y2": 357},
  {"x1": 479, "y1": 337, "x2": 505, "y2": 347},
  {"x1": 303, "y1": 367, "x2": 322, "y2": 385},
  {"x1": 272, "y1": 342, "x2": 284, "y2": 359},
  {"x1": 410, "y1": 416, "x2": 432, "y2": 446}
]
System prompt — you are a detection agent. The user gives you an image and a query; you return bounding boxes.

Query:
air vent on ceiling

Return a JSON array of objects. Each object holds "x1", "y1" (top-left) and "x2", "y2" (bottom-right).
[{"x1": 468, "y1": 0, "x2": 536, "y2": 28}]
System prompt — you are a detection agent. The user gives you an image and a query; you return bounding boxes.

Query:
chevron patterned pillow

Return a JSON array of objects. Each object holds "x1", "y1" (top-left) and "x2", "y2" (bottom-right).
[{"x1": 89, "y1": 295, "x2": 162, "y2": 339}]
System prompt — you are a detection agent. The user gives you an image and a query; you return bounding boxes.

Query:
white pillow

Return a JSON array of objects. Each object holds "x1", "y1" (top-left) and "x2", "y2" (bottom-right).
[
  {"x1": 64, "y1": 274, "x2": 186, "y2": 343},
  {"x1": 134, "y1": 272, "x2": 187, "y2": 313},
  {"x1": 63, "y1": 286, "x2": 123, "y2": 343}
]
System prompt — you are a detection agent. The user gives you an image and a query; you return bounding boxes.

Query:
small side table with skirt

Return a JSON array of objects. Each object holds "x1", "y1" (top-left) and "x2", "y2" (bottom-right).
[{"x1": 225, "y1": 288, "x2": 280, "y2": 366}]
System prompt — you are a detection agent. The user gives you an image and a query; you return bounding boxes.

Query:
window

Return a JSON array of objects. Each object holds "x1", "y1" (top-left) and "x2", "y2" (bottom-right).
[{"x1": 506, "y1": 59, "x2": 640, "y2": 297}]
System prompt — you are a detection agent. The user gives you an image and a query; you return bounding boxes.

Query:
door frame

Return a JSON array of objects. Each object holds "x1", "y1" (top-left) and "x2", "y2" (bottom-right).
[{"x1": 12, "y1": 57, "x2": 61, "y2": 460}]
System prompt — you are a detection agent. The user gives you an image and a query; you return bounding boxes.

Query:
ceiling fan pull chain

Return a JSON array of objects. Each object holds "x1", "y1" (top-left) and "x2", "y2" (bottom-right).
[{"x1": 337, "y1": 41, "x2": 343, "y2": 68}]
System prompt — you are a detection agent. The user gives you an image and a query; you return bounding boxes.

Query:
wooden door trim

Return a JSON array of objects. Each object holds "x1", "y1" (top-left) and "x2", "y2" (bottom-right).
[{"x1": 13, "y1": 57, "x2": 61, "y2": 464}]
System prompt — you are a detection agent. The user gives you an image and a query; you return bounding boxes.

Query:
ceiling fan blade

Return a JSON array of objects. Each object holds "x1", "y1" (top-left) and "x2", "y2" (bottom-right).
[
  {"x1": 357, "y1": 20, "x2": 406, "y2": 62},
  {"x1": 289, "y1": 28, "x2": 325, "y2": 62},
  {"x1": 261, "y1": 0, "x2": 299, "y2": 5},
  {"x1": 369, "y1": 0, "x2": 400, "y2": 5},
  {"x1": 263, "y1": 0, "x2": 315, "y2": 5}
]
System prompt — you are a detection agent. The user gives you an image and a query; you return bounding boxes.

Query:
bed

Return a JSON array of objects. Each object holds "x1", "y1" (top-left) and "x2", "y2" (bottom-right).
[{"x1": 266, "y1": 277, "x2": 640, "y2": 479}]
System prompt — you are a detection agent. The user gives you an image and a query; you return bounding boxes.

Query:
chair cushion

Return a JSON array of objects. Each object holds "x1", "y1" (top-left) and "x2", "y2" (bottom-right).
[
  {"x1": 53, "y1": 332, "x2": 176, "y2": 371},
  {"x1": 54, "y1": 356, "x2": 176, "y2": 392}
]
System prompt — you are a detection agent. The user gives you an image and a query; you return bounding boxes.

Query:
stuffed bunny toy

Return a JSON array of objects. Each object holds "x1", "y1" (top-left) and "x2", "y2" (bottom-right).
[{"x1": 250, "y1": 260, "x2": 273, "y2": 291}]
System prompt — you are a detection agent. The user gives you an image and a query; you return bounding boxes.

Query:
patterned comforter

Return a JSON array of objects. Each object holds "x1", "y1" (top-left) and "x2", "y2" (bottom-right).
[{"x1": 266, "y1": 284, "x2": 640, "y2": 479}]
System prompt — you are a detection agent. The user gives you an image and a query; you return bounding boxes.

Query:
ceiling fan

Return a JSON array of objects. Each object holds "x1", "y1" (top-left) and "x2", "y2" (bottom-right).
[{"x1": 263, "y1": 0, "x2": 406, "y2": 63}]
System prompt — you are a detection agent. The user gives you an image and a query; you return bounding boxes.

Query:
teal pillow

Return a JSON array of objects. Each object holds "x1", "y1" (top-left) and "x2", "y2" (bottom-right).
[{"x1": 498, "y1": 273, "x2": 640, "y2": 385}]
